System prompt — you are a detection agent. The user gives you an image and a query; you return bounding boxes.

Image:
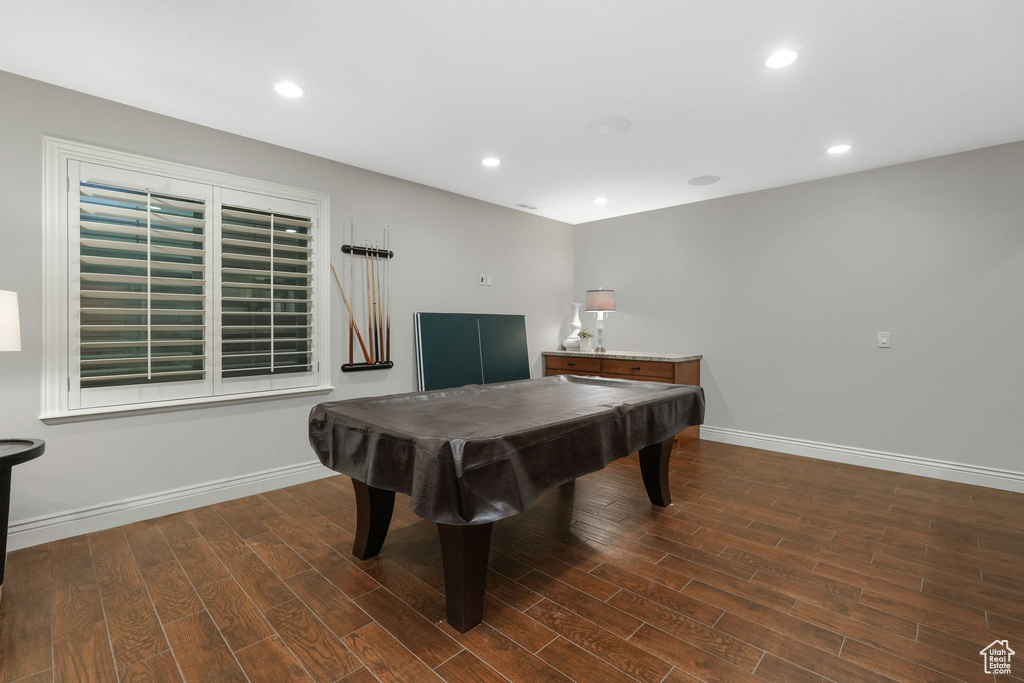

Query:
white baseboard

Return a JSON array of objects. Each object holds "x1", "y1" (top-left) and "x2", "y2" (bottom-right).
[
  {"x1": 8, "y1": 461, "x2": 336, "y2": 551},
  {"x1": 700, "y1": 425, "x2": 1024, "y2": 494}
]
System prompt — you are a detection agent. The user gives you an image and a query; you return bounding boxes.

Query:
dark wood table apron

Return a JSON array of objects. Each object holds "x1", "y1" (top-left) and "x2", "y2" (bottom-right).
[
  {"x1": 0, "y1": 439, "x2": 46, "y2": 598},
  {"x1": 349, "y1": 437, "x2": 674, "y2": 632}
]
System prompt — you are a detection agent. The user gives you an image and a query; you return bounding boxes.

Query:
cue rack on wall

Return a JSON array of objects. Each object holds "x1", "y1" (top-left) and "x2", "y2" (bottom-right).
[{"x1": 332, "y1": 223, "x2": 394, "y2": 372}]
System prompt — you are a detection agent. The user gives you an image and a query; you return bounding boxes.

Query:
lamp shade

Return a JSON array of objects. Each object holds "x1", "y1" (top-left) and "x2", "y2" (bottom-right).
[
  {"x1": 584, "y1": 289, "x2": 616, "y2": 312},
  {"x1": 0, "y1": 290, "x2": 22, "y2": 352}
]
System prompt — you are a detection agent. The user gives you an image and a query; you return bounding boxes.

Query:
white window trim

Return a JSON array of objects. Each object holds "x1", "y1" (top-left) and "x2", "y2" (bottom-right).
[{"x1": 40, "y1": 137, "x2": 333, "y2": 423}]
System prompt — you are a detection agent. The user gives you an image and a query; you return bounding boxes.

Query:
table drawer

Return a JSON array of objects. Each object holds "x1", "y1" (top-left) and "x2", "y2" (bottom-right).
[
  {"x1": 545, "y1": 356, "x2": 602, "y2": 373},
  {"x1": 602, "y1": 358, "x2": 675, "y2": 379},
  {"x1": 603, "y1": 373, "x2": 674, "y2": 384},
  {"x1": 546, "y1": 369, "x2": 601, "y2": 378}
]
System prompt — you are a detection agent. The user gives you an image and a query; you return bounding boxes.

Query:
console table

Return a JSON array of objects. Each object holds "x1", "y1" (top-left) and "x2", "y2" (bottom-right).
[{"x1": 542, "y1": 350, "x2": 702, "y2": 445}]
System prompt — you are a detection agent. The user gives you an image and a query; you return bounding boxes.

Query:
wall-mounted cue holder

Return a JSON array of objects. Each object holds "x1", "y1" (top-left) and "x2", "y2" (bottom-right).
[
  {"x1": 341, "y1": 245, "x2": 394, "y2": 259},
  {"x1": 334, "y1": 225, "x2": 395, "y2": 373}
]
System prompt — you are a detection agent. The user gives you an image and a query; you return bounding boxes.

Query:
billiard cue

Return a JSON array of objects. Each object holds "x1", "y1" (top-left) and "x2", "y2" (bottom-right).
[
  {"x1": 375, "y1": 239, "x2": 384, "y2": 362},
  {"x1": 365, "y1": 242, "x2": 375, "y2": 363},
  {"x1": 331, "y1": 263, "x2": 370, "y2": 362},
  {"x1": 348, "y1": 222, "x2": 353, "y2": 365},
  {"x1": 370, "y1": 243, "x2": 379, "y2": 362}
]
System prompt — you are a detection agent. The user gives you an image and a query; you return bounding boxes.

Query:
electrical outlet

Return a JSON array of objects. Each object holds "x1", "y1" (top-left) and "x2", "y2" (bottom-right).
[{"x1": 877, "y1": 332, "x2": 891, "y2": 348}]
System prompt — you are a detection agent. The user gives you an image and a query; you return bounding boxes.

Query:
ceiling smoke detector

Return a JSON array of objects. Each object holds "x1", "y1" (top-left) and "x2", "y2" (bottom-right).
[{"x1": 513, "y1": 203, "x2": 539, "y2": 211}]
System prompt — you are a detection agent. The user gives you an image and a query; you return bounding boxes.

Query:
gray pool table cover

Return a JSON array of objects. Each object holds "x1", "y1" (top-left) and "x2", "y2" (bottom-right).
[{"x1": 308, "y1": 374, "x2": 705, "y2": 525}]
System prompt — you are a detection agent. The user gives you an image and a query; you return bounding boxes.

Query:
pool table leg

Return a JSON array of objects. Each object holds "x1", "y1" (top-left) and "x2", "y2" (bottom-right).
[
  {"x1": 437, "y1": 522, "x2": 493, "y2": 632},
  {"x1": 638, "y1": 438, "x2": 673, "y2": 506},
  {"x1": 351, "y1": 479, "x2": 395, "y2": 560}
]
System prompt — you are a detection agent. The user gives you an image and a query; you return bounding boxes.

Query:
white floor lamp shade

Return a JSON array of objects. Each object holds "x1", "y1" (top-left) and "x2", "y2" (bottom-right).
[{"x1": 0, "y1": 291, "x2": 21, "y2": 352}]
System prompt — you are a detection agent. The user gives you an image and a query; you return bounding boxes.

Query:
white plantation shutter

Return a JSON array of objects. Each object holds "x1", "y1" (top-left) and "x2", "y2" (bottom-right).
[
  {"x1": 44, "y1": 141, "x2": 329, "y2": 421},
  {"x1": 71, "y1": 162, "x2": 214, "y2": 409},
  {"x1": 215, "y1": 189, "x2": 318, "y2": 393}
]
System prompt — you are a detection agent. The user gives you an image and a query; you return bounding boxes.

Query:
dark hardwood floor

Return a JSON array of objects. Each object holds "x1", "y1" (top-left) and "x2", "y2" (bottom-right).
[{"x1": 1, "y1": 440, "x2": 1022, "y2": 682}]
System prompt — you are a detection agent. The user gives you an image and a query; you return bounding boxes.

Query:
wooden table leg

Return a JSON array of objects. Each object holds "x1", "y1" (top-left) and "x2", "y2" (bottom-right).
[
  {"x1": 638, "y1": 438, "x2": 673, "y2": 506},
  {"x1": 437, "y1": 522, "x2": 493, "y2": 632},
  {"x1": 351, "y1": 479, "x2": 395, "y2": 560}
]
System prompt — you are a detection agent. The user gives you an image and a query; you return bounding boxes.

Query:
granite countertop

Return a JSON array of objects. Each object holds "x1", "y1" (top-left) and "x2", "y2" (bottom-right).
[{"x1": 542, "y1": 350, "x2": 702, "y2": 362}]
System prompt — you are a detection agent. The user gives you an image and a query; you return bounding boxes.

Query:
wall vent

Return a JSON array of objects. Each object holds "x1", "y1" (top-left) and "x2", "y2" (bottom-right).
[{"x1": 513, "y1": 203, "x2": 539, "y2": 211}]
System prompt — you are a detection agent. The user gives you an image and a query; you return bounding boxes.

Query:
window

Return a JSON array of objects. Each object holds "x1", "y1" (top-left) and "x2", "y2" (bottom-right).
[{"x1": 42, "y1": 139, "x2": 331, "y2": 421}]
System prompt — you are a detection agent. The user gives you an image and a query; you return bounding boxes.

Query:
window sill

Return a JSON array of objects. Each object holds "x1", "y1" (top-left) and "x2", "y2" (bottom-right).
[{"x1": 39, "y1": 385, "x2": 335, "y2": 424}]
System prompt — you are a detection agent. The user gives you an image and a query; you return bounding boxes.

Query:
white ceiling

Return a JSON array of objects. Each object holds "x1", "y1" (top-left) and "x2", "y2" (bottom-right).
[{"x1": 3, "y1": 1, "x2": 1023, "y2": 225}]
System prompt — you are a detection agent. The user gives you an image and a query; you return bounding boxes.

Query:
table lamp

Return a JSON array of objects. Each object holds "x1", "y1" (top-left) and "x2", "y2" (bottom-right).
[
  {"x1": 584, "y1": 288, "x2": 616, "y2": 353},
  {"x1": 0, "y1": 290, "x2": 45, "y2": 601}
]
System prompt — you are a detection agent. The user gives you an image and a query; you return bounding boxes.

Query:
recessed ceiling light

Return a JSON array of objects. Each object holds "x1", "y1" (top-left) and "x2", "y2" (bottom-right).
[
  {"x1": 688, "y1": 175, "x2": 721, "y2": 186},
  {"x1": 274, "y1": 82, "x2": 306, "y2": 98},
  {"x1": 482, "y1": 157, "x2": 501, "y2": 167},
  {"x1": 765, "y1": 49, "x2": 798, "y2": 69},
  {"x1": 827, "y1": 143, "x2": 853, "y2": 154},
  {"x1": 593, "y1": 197, "x2": 608, "y2": 205},
  {"x1": 589, "y1": 117, "x2": 632, "y2": 136}
]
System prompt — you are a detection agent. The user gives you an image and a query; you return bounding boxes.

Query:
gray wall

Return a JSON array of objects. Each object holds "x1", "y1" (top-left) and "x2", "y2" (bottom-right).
[
  {"x1": 574, "y1": 142, "x2": 1024, "y2": 474},
  {"x1": 0, "y1": 71, "x2": 572, "y2": 540}
]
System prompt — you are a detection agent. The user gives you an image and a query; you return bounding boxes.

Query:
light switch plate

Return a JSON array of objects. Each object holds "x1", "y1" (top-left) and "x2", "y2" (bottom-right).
[{"x1": 877, "y1": 332, "x2": 891, "y2": 348}]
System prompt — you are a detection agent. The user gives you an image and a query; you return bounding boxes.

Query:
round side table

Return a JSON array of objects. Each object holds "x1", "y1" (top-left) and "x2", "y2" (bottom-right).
[{"x1": 0, "y1": 439, "x2": 45, "y2": 602}]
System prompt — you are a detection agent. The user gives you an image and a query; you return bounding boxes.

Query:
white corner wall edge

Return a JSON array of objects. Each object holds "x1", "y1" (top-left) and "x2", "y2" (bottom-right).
[
  {"x1": 701, "y1": 426, "x2": 1024, "y2": 494},
  {"x1": 8, "y1": 461, "x2": 336, "y2": 551}
]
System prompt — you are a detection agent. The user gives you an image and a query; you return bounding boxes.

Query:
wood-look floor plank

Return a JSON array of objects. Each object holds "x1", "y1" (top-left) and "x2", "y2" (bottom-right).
[
  {"x1": 214, "y1": 501, "x2": 270, "y2": 539},
  {"x1": 301, "y1": 546, "x2": 379, "y2": 598},
  {"x1": 222, "y1": 553, "x2": 294, "y2": 611},
  {"x1": 52, "y1": 620, "x2": 118, "y2": 683},
  {"x1": 480, "y1": 596, "x2": 556, "y2": 653},
  {"x1": 714, "y1": 611, "x2": 895, "y2": 683},
  {"x1": 440, "y1": 621, "x2": 569, "y2": 683},
  {"x1": 608, "y1": 590, "x2": 763, "y2": 671},
  {"x1": 264, "y1": 599, "x2": 362, "y2": 682},
  {"x1": 123, "y1": 520, "x2": 176, "y2": 569},
  {"x1": 590, "y1": 562, "x2": 722, "y2": 625},
  {"x1": 190, "y1": 519, "x2": 250, "y2": 562},
  {"x1": 195, "y1": 578, "x2": 274, "y2": 651},
  {"x1": 536, "y1": 637, "x2": 635, "y2": 683},
  {"x1": 155, "y1": 512, "x2": 200, "y2": 547},
  {"x1": 50, "y1": 566, "x2": 104, "y2": 637},
  {"x1": 235, "y1": 635, "x2": 312, "y2": 682},
  {"x1": 102, "y1": 587, "x2": 168, "y2": 669},
  {"x1": 0, "y1": 549, "x2": 52, "y2": 681},
  {"x1": 341, "y1": 623, "x2": 443, "y2": 682},
  {"x1": 362, "y1": 560, "x2": 447, "y2": 623},
  {"x1": 246, "y1": 532, "x2": 310, "y2": 579},
  {"x1": 353, "y1": 588, "x2": 461, "y2": 668},
  {"x1": 140, "y1": 562, "x2": 204, "y2": 623},
  {"x1": 525, "y1": 599, "x2": 671, "y2": 683},
  {"x1": 118, "y1": 651, "x2": 184, "y2": 682},
  {"x1": 168, "y1": 537, "x2": 230, "y2": 588},
  {"x1": 162, "y1": 611, "x2": 246, "y2": 682},
  {"x1": 89, "y1": 529, "x2": 145, "y2": 598},
  {"x1": 285, "y1": 569, "x2": 372, "y2": 638},
  {"x1": 517, "y1": 571, "x2": 641, "y2": 639},
  {"x1": 47, "y1": 536, "x2": 93, "y2": 576},
  {"x1": 262, "y1": 515, "x2": 323, "y2": 554}
]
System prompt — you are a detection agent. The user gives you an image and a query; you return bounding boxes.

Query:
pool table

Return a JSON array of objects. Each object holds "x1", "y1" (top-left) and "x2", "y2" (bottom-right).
[{"x1": 308, "y1": 374, "x2": 704, "y2": 631}]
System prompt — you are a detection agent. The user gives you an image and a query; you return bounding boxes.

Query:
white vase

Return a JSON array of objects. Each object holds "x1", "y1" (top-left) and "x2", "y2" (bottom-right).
[{"x1": 561, "y1": 303, "x2": 582, "y2": 350}]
